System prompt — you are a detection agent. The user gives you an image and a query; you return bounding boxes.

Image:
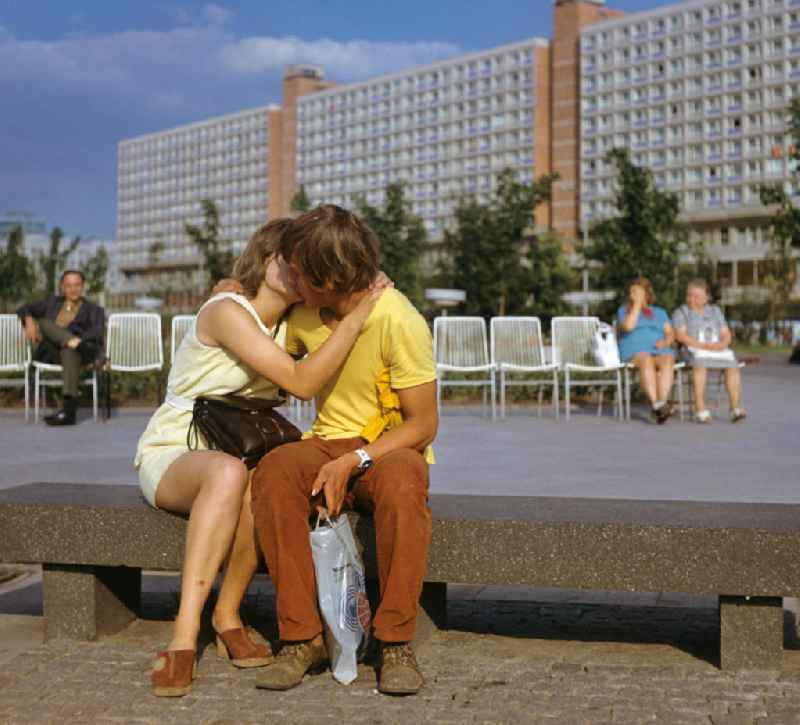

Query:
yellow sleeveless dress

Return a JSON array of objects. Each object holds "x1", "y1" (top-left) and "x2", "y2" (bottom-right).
[{"x1": 135, "y1": 293, "x2": 284, "y2": 508}]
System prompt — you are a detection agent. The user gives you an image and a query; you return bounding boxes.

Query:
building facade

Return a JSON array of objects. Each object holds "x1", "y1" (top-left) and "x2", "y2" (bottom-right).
[
  {"x1": 114, "y1": 105, "x2": 277, "y2": 308},
  {"x1": 114, "y1": 0, "x2": 800, "y2": 309},
  {"x1": 579, "y1": 0, "x2": 800, "y2": 301},
  {"x1": 295, "y1": 40, "x2": 551, "y2": 238}
]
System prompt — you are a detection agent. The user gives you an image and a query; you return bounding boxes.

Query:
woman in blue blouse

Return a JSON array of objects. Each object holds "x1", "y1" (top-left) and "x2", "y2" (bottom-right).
[{"x1": 617, "y1": 277, "x2": 675, "y2": 424}]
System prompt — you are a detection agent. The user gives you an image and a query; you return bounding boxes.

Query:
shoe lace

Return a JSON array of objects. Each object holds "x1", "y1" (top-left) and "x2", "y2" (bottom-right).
[
  {"x1": 277, "y1": 641, "x2": 309, "y2": 659},
  {"x1": 382, "y1": 643, "x2": 416, "y2": 667}
]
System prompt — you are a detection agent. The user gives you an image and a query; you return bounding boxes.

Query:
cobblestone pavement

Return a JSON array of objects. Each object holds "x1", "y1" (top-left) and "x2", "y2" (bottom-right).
[{"x1": 2, "y1": 586, "x2": 800, "y2": 725}]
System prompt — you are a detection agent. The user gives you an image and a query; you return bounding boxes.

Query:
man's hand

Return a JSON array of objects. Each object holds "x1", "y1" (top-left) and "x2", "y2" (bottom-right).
[
  {"x1": 23, "y1": 317, "x2": 40, "y2": 344},
  {"x1": 212, "y1": 278, "x2": 245, "y2": 296},
  {"x1": 66, "y1": 337, "x2": 81, "y2": 350},
  {"x1": 655, "y1": 339, "x2": 669, "y2": 349},
  {"x1": 311, "y1": 452, "x2": 359, "y2": 517}
]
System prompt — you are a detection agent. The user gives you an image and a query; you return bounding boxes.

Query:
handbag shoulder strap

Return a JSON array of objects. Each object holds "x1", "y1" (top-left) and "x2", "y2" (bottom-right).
[{"x1": 198, "y1": 293, "x2": 278, "y2": 338}]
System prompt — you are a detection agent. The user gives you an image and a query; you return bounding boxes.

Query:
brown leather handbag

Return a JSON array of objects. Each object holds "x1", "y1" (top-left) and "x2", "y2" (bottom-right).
[{"x1": 187, "y1": 394, "x2": 302, "y2": 469}]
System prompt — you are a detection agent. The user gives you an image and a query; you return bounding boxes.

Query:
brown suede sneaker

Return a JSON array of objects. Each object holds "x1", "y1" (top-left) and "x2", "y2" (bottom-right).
[
  {"x1": 255, "y1": 634, "x2": 328, "y2": 691},
  {"x1": 378, "y1": 642, "x2": 424, "y2": 695}
]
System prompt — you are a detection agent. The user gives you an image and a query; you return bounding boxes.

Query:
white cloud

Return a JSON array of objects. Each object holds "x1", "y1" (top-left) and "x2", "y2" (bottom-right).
[
  {"x1": 203, "y1": 3, "x2": 234, "y2": 26},
  {"x1": 217, "y1": 36, "x2": 461, "y2": 78}
]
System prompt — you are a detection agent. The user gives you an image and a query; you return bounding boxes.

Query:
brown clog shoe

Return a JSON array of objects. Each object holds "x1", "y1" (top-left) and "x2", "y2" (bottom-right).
[
  {"x1": 215, "y1": 626, "x2": 273, "y2": 668},
  {"x1": 151, "y1": 649, "x2": 196, "y2": 697}
]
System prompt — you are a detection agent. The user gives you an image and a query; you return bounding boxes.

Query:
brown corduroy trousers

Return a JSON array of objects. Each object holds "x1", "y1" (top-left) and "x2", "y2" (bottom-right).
[{"x1": 251, "y1": 436, "x2": 431, "y2": 643}]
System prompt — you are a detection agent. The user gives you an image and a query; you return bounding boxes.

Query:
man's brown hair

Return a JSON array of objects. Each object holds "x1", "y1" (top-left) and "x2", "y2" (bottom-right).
[
  {"x1": 233, "y1": 218, "x2": 292, "y2": 297},
  {"x1": 627, "y1": 276, "x2": 656, "y2": 305},
  {"x1": 280, "y1": 205, "x2": 379, "y2": 292}
]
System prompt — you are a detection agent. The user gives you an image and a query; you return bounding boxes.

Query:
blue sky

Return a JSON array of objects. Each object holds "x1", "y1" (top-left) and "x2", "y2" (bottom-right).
[{"x1": 0, "y1": 0, "x2": 659, "y2": 240}]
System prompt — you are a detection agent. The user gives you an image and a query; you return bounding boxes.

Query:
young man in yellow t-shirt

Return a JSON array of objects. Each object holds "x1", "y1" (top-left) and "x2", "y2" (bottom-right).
[{"x1": 250, "y1": 205, "x2": 438, "y2": 695}]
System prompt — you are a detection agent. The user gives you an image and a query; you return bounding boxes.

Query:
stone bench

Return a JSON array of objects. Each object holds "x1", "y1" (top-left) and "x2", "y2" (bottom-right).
[{"x1": 2, "y1": 483, "x2": 800, "y2": 670}]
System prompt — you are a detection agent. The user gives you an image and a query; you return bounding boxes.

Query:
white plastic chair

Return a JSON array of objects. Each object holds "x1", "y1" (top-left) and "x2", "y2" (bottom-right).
[
  {"x1": 0, "y1": 314, "x2": 31, "y2": 420},
  {"x1": 551, "y1": 316, "x2": 624, "y2": 421},
  {"x1": 170, "y1": 315, "x2": 196, "y2": 364},
  {"x1": 32, "y1": 361, "x2": 99, "y2": 423},
  {"x1": 490, "y1": 316, "x2": 559, "y2": 419},
  {"x1": 433, "y1": 316, "x2": 496, "y2": 419},
  {"x1": 105, "y1": 313, "x2": 164, "y2": 417}
]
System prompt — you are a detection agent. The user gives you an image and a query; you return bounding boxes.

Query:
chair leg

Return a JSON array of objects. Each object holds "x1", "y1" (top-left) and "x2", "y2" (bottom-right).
[
  {"x1": 624, "y1": 368, "x2": 631, "y2": 422},
  {"x1": 617, "y1": 370, "x2": 624, "y2": 421},
  {"x1": 565, "y1": 371, "x2": 571, "y2": 421},
  {"x1": 500, "y1": 370, "x2": 506, "y2": 420},
  {"x1": 553, "y1": 371, "x2": 559, "y2": 420},
  {"x1": 490, "y1": 373, "x2": 496, "y2": 422},
  {"x1": 24, "y1": 368, "x2": 30, "y2": 422},
  {"x1": 537, "y1": 384, "x2": 543, "y2": 418},
  {"x1": 34, "y1": 368, "x2": 40, "y2": 424},
  {"x1": 92, "y1": 373, "x2": 98, "y2": 422},
  {"x1": 677, "y1": 368, "x2": 685, "y2": 423},
  {"x1": 105, "y1": 370, "x2": 112, "y2": 421}
]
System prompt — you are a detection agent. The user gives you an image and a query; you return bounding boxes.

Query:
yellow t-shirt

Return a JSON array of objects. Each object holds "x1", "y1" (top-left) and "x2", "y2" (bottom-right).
[{"x1": 285, "y1": 288, "x2": 436, "y2": 462}]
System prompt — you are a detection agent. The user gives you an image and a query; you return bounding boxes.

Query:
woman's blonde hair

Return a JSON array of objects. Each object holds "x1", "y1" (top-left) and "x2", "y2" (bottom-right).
[
  {"x1": 232, "y1": 218, "x2": 292, "y2": 297},
  {"x1": 628, "y1": 276, "x2": 656, "y2": 305}
]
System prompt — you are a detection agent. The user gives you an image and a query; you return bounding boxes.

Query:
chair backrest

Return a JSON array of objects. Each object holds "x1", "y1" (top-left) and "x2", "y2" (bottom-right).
[
  {"x1": 551, "y1": 316, "x2": 601, "y2": 366},
  {"x1": 0, "y1": 314, "x2": 31, "y2": 372},
  {"x1": 490, "y1": 316, "x2": 546, "y2": 368},
  {"x1": 106, "y1": 313, "x2": 163, "y2": 372},
  {"x1": 433, "y1": 316, "x2": 490, "y2": 368},
  {"x1": 170, "y1": 315, "x2": 196, "y2": 363}
]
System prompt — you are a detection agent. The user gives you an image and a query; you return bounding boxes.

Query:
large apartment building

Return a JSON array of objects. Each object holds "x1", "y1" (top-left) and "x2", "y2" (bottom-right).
[
  {"x1": 115, "y1": 105, "x2": 278, "y2": 307},
  {"x1": 579, "y1": 0, "x2": 800, "y2": 301},
  {"x1": 295, "y1": 40, "x2": 551, "y2": 238},
  {"x1": 114, "y1": 0, "x2": 799, "y2": 309}
]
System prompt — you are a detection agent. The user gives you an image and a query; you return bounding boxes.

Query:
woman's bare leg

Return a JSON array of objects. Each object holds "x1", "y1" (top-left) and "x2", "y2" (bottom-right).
[
  {"x1": 692, "y1": 366, "x2": 708, "y2": 412},
  {"x1": 724, "y1": 366, "x2": 742, "y2": 410},
  {"x1": 654, "y1": 354, "x2": 675, "y2": 403},
  {"x1": 155, "y1": 450, "x2": 249, "y2": 651},
  {"x1": 633, "y1": 352, "x2": 657, "y2": 405},
  {"x1": 213, "y1": 479, "x2": 260, "y2": 633}
]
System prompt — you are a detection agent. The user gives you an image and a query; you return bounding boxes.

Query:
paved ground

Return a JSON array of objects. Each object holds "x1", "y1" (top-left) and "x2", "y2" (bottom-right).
[
  {"x1": 1, "y1": 354, "x2": 799, "y2": 723},
  {"x1": 1, "y1": 353, "x2": 797, "y2": 502}
]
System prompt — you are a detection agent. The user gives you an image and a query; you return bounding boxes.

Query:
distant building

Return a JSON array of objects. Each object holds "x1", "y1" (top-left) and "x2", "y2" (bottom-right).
[{"x1": 116, "y1": 0, "x2": 800, "y2": 309}]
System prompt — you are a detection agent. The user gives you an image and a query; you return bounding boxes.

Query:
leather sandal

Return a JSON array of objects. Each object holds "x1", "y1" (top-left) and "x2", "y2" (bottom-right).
[
  {"x1": 151, "y1": 649, "x2": 196, "y2": 697},
  {"x1": 215, "y1": 626, "x2": 273, "y2": 668}
]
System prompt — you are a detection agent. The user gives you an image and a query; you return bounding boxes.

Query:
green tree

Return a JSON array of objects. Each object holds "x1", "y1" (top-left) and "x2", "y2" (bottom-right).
[
  {"x1": 758, "y1": 96, "x2": 800, "y2": 319},
  {"x1": 290, "y1": 185, "x2": 311, "y2": 214},
  {"x1": 524, "y1": 232, "x2": 575, "y2": 325},
  {"x1": 0, "y1": 225, "x2": 36, "y2": 310},
  {"x1": 80, "y1": 246, "x2": 109, "y2": 296},
  {"x1": 441, "y1": 168, "x2": 560, "y2": 319},
  {"x1": 587, "y1": 148, "x2": 685, "y2": 314},
  {"x1": 355, "y1": 183, "x2": 427, "y2": 307},
  {"x1": 39, "y1": 226, "x2": 81, "y2": 296},
  {"x1": 185, "y1": 200, "x2": 235, "y2": 291}
]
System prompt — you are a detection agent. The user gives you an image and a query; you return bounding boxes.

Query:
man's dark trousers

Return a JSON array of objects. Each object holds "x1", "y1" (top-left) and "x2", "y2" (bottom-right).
[{"x1": 36, "y1": 319, "x2": 100, "y2": 397}]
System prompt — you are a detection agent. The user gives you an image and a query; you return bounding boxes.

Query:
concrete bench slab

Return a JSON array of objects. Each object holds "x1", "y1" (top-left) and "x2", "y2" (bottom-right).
[{"x1": 2, "y1": 482, "x2": 800, "y2": 670}]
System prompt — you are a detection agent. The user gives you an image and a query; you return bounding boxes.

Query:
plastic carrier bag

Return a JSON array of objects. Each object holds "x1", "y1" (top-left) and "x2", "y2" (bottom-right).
[
  {"x1": 310, "y1": 513, "x2": 371, "y2": 685},
  {"x1": 593, "y1": 322, "x2": 621, "y2": 367}
]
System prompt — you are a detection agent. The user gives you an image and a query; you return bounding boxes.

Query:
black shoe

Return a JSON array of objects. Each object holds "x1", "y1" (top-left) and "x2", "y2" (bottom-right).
[
  {"x1": 651, "y1": 402, "x2": 670, "y2": 425},
  {"x1": 45, "y1": 396, "x2": 77, "y2": 426}
]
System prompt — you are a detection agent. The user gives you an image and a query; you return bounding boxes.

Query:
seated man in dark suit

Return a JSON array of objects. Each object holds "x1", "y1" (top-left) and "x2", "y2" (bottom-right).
[{"x1": 17, "y1": 270, "x2": 105, "y2": 425}]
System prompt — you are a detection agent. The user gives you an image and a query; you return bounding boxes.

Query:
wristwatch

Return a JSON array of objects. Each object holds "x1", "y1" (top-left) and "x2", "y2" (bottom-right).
[{"x1": 353, "y1": 448, "x2": 373, "y2": 474}]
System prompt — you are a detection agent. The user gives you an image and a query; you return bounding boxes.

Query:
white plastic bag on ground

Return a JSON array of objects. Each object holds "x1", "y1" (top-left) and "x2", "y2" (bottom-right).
[
  {"x1": 593, "y1": 322, "x2": 621, "y2": 367},
  {"x1": 310, "y1": 513, "x2": 371, "y2": 685}
]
